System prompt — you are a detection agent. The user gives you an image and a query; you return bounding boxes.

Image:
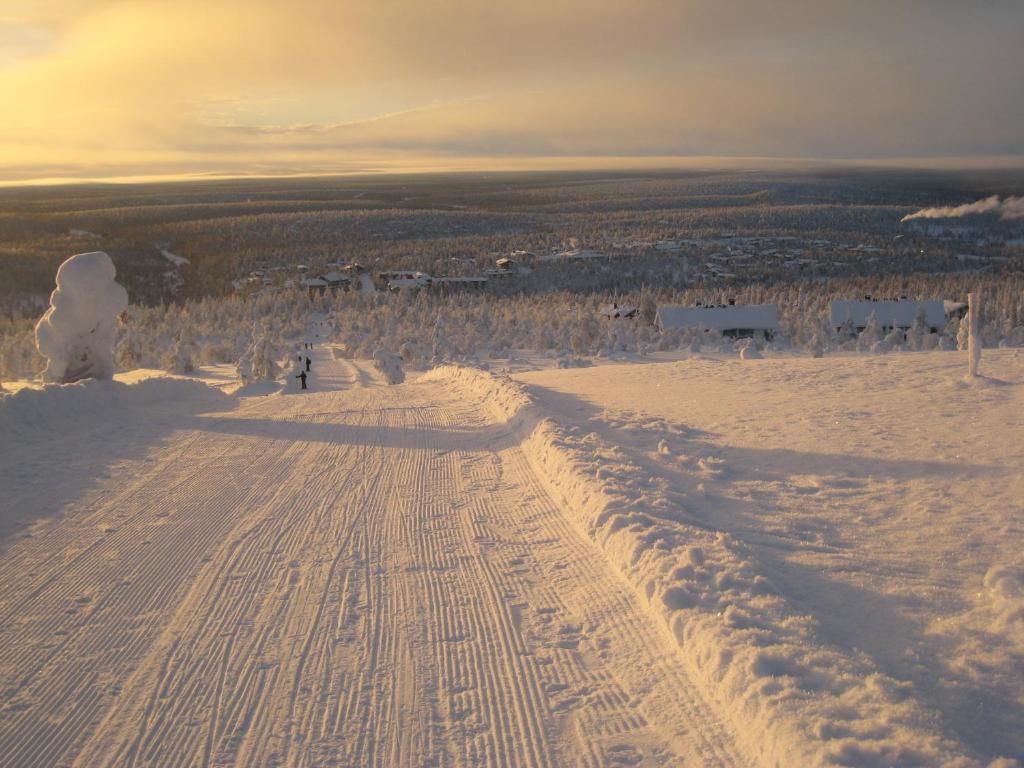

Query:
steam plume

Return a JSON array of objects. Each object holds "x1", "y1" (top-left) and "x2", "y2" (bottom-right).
[{"x1": 901, "y1": 195, "x2": 1024, "y2": 223}]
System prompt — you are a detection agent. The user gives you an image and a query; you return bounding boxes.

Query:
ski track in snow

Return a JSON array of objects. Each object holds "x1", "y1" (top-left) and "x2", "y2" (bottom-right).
[{"x1": 0, "y1": 346, "x2": 747, "y2": 767}]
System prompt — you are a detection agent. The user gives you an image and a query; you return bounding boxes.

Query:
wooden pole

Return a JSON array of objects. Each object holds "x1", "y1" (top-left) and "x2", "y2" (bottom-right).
[{"x1": 968, "y1": 291, "x2": 981, "y2": 377}]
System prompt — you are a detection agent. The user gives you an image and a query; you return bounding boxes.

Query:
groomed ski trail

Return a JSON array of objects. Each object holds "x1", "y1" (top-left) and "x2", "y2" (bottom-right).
[{"x1": 0, "y1": 347, "x2": 748, "y2": 767}]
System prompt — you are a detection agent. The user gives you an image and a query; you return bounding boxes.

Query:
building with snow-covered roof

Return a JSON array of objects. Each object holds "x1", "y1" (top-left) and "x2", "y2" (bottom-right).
[
  {"x1": 656, "y1": 304, "x2": 779, "y2": 339},
  {"x1": 320, "y1": 271, "x2": 349, "y2": 286},
  {"x1": 830, "y1": 299, "x2": 944, "y2": 333},
  {"x1": 432, "y1": 276, "x2": 488, "y2": 292},
  {"x1": 385, "y1": 271, "x2": 432, "y2": 291},
  {"x1": 302, "y1": 276, "x2": 328, "y2": 297}
]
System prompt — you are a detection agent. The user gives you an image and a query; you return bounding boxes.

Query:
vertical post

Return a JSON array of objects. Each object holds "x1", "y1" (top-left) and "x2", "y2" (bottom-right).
[{"x1": 968, "y1": 291, "x2": 981, "y2": 377}]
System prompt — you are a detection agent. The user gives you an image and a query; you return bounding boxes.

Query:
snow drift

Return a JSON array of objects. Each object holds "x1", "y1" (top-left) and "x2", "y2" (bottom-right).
[
  {"x1": 425, "y1": 364, "x2": 975, "y2": 767},
  {"x1": 35, "y1": 252, "x2": 128, "y2": 383},
  {"x1": 0, "y1": 377, "x2": 232, "y2": 441}
]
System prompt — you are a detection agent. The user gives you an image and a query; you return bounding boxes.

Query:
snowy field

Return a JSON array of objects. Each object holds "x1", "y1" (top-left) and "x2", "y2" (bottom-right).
[{"x1": 1, "y1": 347, "x2": 1022, "y2": 766}]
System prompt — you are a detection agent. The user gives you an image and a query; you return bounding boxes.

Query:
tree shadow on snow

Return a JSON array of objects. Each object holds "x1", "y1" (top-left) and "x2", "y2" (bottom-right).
[
  {"x1": 187, "y1": 413, "x2": 519, "y2": 453},
  {"x1": 521, "y1": 382, "x2": 1022, "y2": 761},
  {"x1": 0, "y1": 394, "x2": 235, "y2": 556}
]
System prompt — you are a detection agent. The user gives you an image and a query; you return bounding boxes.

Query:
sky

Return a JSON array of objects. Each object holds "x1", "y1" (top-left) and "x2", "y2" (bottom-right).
[{"x1": 0, "y1": 0, "x2": 1022, "y2": 183}]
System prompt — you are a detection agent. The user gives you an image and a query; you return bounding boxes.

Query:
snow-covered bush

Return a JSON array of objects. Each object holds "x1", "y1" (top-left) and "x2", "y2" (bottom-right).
[
  {"x1": 35, "y1": 251, "x2": 128, "y2": 383},
  {"x1": 372, "y1": 349, "x2": 405, "y2": 384},
  {"x1": 736, "y1": 338, "x2": 762, "y2": 359},
  {"x1": 164, "y1": 328, "x2": 196, "y2": 374}
]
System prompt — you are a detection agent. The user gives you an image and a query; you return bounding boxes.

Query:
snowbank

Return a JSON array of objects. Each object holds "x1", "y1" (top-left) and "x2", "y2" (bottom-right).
[
  {"x1": 425, "y1": 364, "x2": 974, "y2": 767},
  {"x1": 984, "y1": 563, "x2": 1024, "y2": 644},
  {"x1": 0, "y1": 376, "x2": 232, "y2": 441},
  {"x1": 35, "y1": 252, "x2": 128, "y2": 383}
]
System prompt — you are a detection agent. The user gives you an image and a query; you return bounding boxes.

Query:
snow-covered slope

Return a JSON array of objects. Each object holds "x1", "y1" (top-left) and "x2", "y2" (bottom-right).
[
  {"x1": 1, "y1": 347, "x2": 1020, "y2": 767},
  {"x1": 0, "y1": 347, "x2": 745, "y2": 767},
  {"x1": 512, "y1": 349, "x2": 1024, "y2": 765}
]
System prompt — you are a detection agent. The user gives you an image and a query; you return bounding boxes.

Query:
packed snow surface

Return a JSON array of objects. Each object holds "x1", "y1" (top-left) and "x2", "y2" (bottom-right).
[
  {"x1": 515, "y1": 349, "x2": 1024, "y2": 765},
  {"x1": 34, "y1": 251, "x2": 128, "y2": 383},
  {"x1": 1, "y1": 347, "x2": 1021, "y2": 766}
]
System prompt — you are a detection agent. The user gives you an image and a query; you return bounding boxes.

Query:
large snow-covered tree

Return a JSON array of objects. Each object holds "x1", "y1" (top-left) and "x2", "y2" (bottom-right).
[{"x1": 35, "y1": 252, "x2": 128, "y2": 383}]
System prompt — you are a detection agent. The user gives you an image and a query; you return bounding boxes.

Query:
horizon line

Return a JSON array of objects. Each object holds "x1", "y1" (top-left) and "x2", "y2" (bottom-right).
[{"x1": 2, "y1": 154, "x2": 1024, "y2": 189}]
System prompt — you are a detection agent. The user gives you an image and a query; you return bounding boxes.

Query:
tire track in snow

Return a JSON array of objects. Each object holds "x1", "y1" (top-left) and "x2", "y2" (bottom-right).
[{"x1": 2, "y1": 359, "x2": 749, "y2": 767}]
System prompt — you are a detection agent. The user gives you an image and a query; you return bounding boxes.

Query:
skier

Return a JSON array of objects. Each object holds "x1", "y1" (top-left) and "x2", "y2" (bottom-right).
[
  {"x1": 296, "y1": 370, "x2": 308, "y2": 390},
  {"x1": 305, "y1": 356, "x2": 311, "y2": 372}
]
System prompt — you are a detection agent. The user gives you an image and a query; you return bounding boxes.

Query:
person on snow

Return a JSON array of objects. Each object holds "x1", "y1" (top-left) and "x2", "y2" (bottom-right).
[
  {"x1": 296, "y1": 370, "x2": 308, "y2": 390},
  {"x1": 305, "y1": 356, "x2": 311, "y2": 372}
]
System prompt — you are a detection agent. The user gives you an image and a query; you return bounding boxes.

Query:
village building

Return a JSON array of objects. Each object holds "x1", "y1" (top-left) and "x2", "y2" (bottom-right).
[
  {"x1": 383, "y1": 271, "x2": 432, "y2": 291},
  {"x1": 830, "y1": 298, "x2": 945, "y2": 334},
  {"x1": 432, "y1": 276, "x2": 488, "y2": 292},
  {"x1": 319, "y1": 271, "x2": 350, "y2": 291},
  {"x1": 302, "y1": 276, "x2": 328, "y2": 298},
  {"x1": 656, "y1": 303, "x2": 779, "y2": 339}
]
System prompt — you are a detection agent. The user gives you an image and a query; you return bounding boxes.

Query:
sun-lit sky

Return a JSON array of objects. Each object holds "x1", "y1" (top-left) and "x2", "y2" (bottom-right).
[{"x1": 1, "y1": 0, "x2": 1022, "y2": 183}]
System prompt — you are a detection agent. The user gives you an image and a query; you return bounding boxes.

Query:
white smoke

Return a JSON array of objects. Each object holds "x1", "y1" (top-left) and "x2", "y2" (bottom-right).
[
  {"x1": 35, "y1": 251, "x2": 128, "y2": 383},
  {"x1": 901, "y1": 195, "x2": 1024, "y2": 223}
]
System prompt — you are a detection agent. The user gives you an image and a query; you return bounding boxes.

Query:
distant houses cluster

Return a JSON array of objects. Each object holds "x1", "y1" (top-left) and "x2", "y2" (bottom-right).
[
  {"x1": 236, "y1": 255, "x2": 526, "y2": 297},
  {"x1": 232, "y1": 250, "x2": 966, "y2": 346}
]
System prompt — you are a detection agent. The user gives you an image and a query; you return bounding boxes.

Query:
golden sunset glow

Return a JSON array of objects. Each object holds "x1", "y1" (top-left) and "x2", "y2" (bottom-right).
[{"x1": 1, "y1": 0, "x2": 1022, "y2": 182}]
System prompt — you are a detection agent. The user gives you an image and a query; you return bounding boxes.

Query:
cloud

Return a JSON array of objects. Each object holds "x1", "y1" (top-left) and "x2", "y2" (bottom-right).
[
  {"x1": 901, "y1": 196, "x2": 1024, "y2": 222},
  {"x1": 1, "y1": 1, "x2": 1023, "y2": 180}
]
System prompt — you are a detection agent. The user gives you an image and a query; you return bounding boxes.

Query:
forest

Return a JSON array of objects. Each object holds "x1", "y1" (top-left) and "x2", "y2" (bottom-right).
[{"x1": 2, "y1": 168, "x2": 1023, "y2": 380}]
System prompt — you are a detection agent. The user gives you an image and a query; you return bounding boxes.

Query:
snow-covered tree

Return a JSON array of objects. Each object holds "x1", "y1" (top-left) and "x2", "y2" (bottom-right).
[
  {"x1": 114, "y1": 330, "x2": 139, "y2": 371},
  {"x1": 905, "y1": 306, "x2": 931, "y2": 351},
  {"x1": 373, "y1": 349, "x2": 405, "y2": 384},
  {"x1": 857, "y1": 312, "x2": 882, "y2": 352},
  {"x1": 968, "y1": 292, "x2": 982, "y2": 377},
  {"x1": 164, "y1": 331, "x2": 196, "y2": 374},
  {"x1": 956, "y1": 314, "x2": 969, "y2": 351},
  {"x1": 35, "y1": 251, "x2": 128, "y2": 383},
  {"x1": 809, "y1": 332, "x2": 825, "y2": 358},
  {"x1": 237, "y1": 325, "x2": 281, "y2": 383}
]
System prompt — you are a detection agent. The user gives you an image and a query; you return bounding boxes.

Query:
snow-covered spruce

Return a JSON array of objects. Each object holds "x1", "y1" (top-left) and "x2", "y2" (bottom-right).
[
  {"x1": 34, "y1": 252, "x2": 128, "y2": 383},
  {"x1": 426, "y1": 364, "x2": 974, "y2": 767},
  {"x1": 236, "y1": 325, "x2": 282, "y2": 384}
]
